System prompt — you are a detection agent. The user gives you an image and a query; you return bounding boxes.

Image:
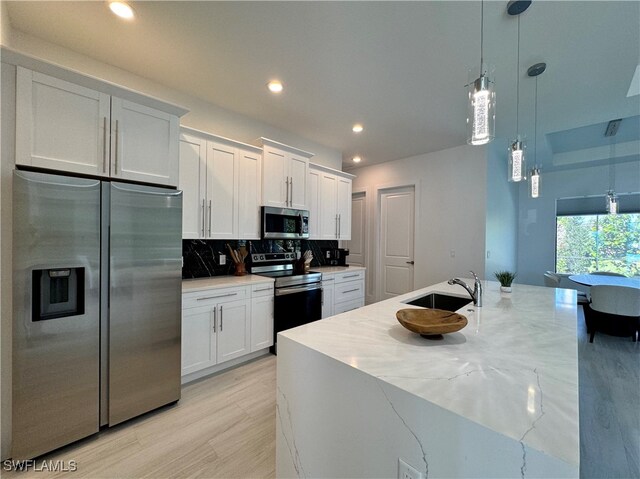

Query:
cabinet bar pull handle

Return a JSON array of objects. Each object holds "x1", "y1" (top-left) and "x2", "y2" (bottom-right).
[
  {"x1": 253, "y1": 287, "x2": 273, "y2": 292},
  {"x1": 201, "y1": 199, "x2": 205, "y2": 237},
  {"x1": 220, "y1": 305, "x2": 223, "y2": 331},
  {"x1": 290, "y1": 177, "x2": 293, "y2": 206},
  {"x1": 338, "y1": 213, "x2": 341, "y2": 238},
  {"x1": 102, "y1": 117, "x2": 107, "y2": 173},
  {"x1": 342, "y1": 288, "x2": 359, "y2": 294},
  {"x1": 343, "y1": 274, "x2": 359, "y2": 279},
  {"x1": 285, "y1": 177, "x2": 289, "y2": 206},
  {"x1": 208, "y1": 200, "x2": 212, "y2": 236},
  {"x1": 335, "y1": 214, "x2": 338, "y2": 239},
  {"x1": 212, "y1": 307, "x2": 217, "y2": 333},
  {"x1": 114, "y1": 119, "x2": 119, "y2": 174},
  {"x1": 196, "y1": 292, "x2": 237, "y2": 301}
]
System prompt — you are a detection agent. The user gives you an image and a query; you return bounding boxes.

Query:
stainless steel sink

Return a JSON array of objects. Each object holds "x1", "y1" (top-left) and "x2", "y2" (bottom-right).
[{"x1": 403, "y1": 292, "x2": 471, "y2": 311}]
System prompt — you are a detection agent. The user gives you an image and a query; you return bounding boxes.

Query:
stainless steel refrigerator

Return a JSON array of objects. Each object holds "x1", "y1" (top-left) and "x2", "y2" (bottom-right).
[{"x1": 12, "y1": 170, "x2": 182, "y2": 460}]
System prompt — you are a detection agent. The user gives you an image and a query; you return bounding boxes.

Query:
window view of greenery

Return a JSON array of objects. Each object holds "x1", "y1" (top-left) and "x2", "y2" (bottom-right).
[{"x1": 556, "y1": 213, "x2": 640, "y2": 276}]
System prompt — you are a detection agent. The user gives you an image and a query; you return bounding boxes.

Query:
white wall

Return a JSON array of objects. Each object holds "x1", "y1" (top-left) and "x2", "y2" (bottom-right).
[
  {"x1": 517, "y1": 160, "x2": 640, "y2": 286},
  {"x1": 351, "y1": 145, "x2": 487, "y2": 303},
  {"x1": 485, "y1": 139, "x2": 519, "y2": 279},
  {"x1": 2, "y1": 30, "x2": 343, "y2": 170}
]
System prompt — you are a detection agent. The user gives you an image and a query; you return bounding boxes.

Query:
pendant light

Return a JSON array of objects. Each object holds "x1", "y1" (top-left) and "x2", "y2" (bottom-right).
[
  {"x1": 527, "y1": 62, "x2": 546, "y2": 198},
  {"x1": 507, "y1": 1, "x2": 531, "y2": 182},
  {"x1": 467, "y1": 0, "x2": 496, "y2": 146},
  {"x1": 605, "y1": 119, "x2": 622, "y2": 214}
]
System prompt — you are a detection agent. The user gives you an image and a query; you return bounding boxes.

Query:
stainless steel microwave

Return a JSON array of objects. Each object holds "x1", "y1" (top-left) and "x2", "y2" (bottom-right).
[{"x1": 261, "y1": 206, "x2": 309, "y2": 239}]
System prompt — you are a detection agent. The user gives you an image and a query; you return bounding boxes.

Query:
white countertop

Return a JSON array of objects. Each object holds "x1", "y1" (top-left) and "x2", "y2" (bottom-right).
[
  {"x1": 182, "y1": 274, "x2": 274, "y2": 293},
  {"x1": 313, "y1": 265, "x2": 366, "y2": 275},
  {"x1": 279, "y1": 279, "x2": 579, "y2": 467}
]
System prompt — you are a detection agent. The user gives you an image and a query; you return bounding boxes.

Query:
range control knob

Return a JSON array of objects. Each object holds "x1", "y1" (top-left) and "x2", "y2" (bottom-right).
[{"x1": 260, "y1": 255, "x2": 264, "y2": 260}]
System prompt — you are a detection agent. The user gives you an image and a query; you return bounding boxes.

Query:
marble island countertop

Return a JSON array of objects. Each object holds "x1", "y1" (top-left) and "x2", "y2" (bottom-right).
[{"x1": 279, "y1": 279, "x2": 579, "y2": 472}]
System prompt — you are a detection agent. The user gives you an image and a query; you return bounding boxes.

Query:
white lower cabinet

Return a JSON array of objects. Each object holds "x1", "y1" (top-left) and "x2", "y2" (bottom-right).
[
  {"x1": 321, "y1": 269, "x2": 365, "y2": 318},
  {"x1": 182, "y1": 281, "x2": 274, "y2": 379},
  {"x1": 321, "y1": 277, "x2": 335, "y2": 319}
]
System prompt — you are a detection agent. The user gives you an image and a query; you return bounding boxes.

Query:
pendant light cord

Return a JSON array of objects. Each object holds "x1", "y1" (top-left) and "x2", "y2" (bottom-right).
[
  {"x1": 534, "y1": 76, "x2": 538, "y2": 168},
  {"x1": 609, "y1": 137, "x2": 615, "y2": 191},
  {"x1": 516, "y1": 16, "x2": 520, "y2": 135},
  {"x1": 480, "y1": 0, "x2": 484, "y2": 76}
]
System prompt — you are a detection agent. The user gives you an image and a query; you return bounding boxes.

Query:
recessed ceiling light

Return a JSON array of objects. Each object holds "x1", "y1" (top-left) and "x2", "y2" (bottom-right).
[
  {"x1": 352, "y1": 156, "x2": 362, "y2": 163},
  {"x1": 267, "y1": 80, "x2": 283, "y2": 93},
  {"x1": 352, "y1": 124, "x2": 364, "y2": 133},
  {"x1": 109, "y1": 1, "x2": 135, "y2": 20}
]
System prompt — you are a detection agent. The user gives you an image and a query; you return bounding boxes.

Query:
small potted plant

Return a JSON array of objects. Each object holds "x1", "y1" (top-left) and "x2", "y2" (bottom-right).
[{"x1": 495, "y1": 271, "x2": 517, "y2": 293}]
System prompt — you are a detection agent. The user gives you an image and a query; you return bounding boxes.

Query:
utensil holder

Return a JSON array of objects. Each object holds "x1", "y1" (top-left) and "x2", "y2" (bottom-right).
[{"x1": 234, "y1": 262, "x2": 247, "y2": 276}]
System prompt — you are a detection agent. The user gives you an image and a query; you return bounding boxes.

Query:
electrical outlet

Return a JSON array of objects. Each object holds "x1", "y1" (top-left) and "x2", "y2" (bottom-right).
[
  {"x1": 398, "y1": 458, "x2": 424, "y2": 479},
  {"x1": 219, "y1": 254, "x2": 226, "y2": 265}
]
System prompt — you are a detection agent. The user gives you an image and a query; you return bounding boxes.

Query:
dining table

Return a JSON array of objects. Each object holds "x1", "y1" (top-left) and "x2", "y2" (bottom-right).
[{"x1": 568, "y1": 274, "x2": 640, "y2": 289}]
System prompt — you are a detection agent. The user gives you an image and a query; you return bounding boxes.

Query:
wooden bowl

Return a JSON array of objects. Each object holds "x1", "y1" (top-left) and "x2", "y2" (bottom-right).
[{"x1": 396, "y1": 308, "x2": 468, "y2": 339}]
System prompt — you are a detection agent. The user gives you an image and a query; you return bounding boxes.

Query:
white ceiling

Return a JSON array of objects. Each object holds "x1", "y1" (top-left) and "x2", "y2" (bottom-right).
[{"x1": 5, "y1": 1, "x2": 640, "y2": 170}]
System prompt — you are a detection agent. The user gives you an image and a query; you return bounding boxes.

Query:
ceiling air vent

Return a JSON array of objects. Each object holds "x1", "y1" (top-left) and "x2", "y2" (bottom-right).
[{"x1": 604, "y1": 119, "x2": 622, "y2": 137}]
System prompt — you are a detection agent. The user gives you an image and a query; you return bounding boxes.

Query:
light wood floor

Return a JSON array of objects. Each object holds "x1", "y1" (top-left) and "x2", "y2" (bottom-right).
[
  {"x1": 5, "y1": 308, "x2": 638, "y2": 479},
  {"x1": 4, "y1": 355, "x2": 277, "y2": 479},
  {"x1": 577, "y1": 306, "x2": 640, "y2": 479}
]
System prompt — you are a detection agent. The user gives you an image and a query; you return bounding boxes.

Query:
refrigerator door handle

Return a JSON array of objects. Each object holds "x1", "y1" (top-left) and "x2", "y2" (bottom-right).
[{"x1": 111, "y1": 183, "x2": 183, "y2": 196}]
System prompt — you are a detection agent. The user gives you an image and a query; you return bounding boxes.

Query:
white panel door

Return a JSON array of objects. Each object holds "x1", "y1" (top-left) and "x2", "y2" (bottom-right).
[
  {"x1": 237, "y1": 148, "x2": 261, "y2": 239},
  {"x1": 16, "y1": 67, "x2": 110, "y2": 176},
  {"x1": 181, "y1": 306, "x2": 216, "y2": 375},
  {"x1": 251, "y1": 295, "x2": 274, "y2": 351},
  {"x1": 307, "y1": 169, "x2": 321, "y2": 239},
  {"x1": 216, "y1": 300, "x2": 250, "y2": 363},
  {"x1": 206, "y1": 141, "x2": 237, "y2": 239},
  {"x1": 346, "y1": 192, "x2": 366, "y2": 266},
  {"x1": 179, "y1": 134, "x2": 206, "y2": 238},
  {"x1": 337, "y1": 177, "x2": 352, "y2": 240},
  {"x1": 288, "y1": 154, "x2": 309, "y2": 210},
  {"x1": 111, "y1": 98, "x2": 179, "y2": 186},
  {"x1": 262, "y1": 147, "x2": 287, "y2": 207},
  {"x1": 319, "y1": 173, "x2": 338, "y2": 240},
  {"x1": 379, "y1": 187, "x2": 415, "y2": 300}
]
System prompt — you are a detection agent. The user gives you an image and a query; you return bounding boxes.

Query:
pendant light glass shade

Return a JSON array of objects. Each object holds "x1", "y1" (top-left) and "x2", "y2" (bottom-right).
[
  {"x1": 467, "y1": 69, "x2": 496, "y2": 146},
  {"x1": 606, "y1": 191, "x2": 619, "y2": 215},
  {"x1": 508, "y1": 138, "x2": 526, "y2": 182},
  {"x1": 529, "y1": 167, "x2": 541, "y2": 198}
]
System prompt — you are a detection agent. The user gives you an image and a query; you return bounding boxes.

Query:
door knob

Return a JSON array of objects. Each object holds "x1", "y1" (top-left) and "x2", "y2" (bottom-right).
[{"x1": 406, "y1": 261, "x2": 415, "y2": 265}]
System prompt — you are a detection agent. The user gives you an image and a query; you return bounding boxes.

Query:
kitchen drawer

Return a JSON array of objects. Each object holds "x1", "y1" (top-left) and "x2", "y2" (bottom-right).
[
  {"x1": 334, "y1": 270, "x2": 364, "y2": 284},
  {"x1": 334, "y1": 297, "x2": 364, "y2": 315},
  {"x1": 334, "y1": 279, "x2": 365, "y2": 303},
  {"x1": 251, "y1": 282, "x2": 275, "y2": 298},
  {"x1": 183, "y1": 286, "x2": 247, "y2": 309}
]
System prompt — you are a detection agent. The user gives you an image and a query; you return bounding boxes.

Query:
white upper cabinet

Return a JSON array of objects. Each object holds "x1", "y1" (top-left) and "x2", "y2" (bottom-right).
[
  {"x1": 309, "y1": 163, "x2": 355, "y2": 241},
  {"x1": 179, "y1": 127, "x2": 262, "y2": 239},
  {"x1": 259, "y1": 138, "x2": 313, "y2": 210},
  {"x1": 110, "y1": 98, "x2": 179, "y2": 186},
  {"x1": 307, "y1": 168, "x2": 321, "y2": 239},
  {"x1": 179, "y1": 134, "x2": 207, "y2": 238},
  {"x1": 206, "y1": 141, "x2": 237, "y2": 239},
  {"x1": 16, "y1": 66, "x2": 183, "y2": 187},
  {"x1": 237, "y1": 148, "x2": 262, "y2": 239},
  {"x1": 16, "y1": 68, "x2": 111, "y2": 177}
]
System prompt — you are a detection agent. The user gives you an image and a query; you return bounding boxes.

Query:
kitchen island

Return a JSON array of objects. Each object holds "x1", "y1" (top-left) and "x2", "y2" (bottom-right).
[{"x1": 276, "y1": 280, "x2": 579, "y2": 478}]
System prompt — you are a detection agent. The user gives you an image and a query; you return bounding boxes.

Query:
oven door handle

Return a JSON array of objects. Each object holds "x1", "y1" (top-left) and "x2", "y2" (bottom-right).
[{"x1": 275, "y1": 284, "x2": 322, "y2": 296}]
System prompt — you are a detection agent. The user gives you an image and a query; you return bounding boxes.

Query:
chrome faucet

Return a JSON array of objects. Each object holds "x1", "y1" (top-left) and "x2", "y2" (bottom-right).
[{"x1": 448, "y1": 271, "x2": 483, "y2": 307}]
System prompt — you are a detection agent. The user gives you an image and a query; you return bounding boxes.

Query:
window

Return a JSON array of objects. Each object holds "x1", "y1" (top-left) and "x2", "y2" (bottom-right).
[{"x1": 556, "y1": 213, "x2": 640, "y2": 276}]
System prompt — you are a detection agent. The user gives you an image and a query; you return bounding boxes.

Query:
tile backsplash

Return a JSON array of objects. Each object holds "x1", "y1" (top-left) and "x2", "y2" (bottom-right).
[{"x1": 182, "y1": 239, "x2": 339, "y2": 279}]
